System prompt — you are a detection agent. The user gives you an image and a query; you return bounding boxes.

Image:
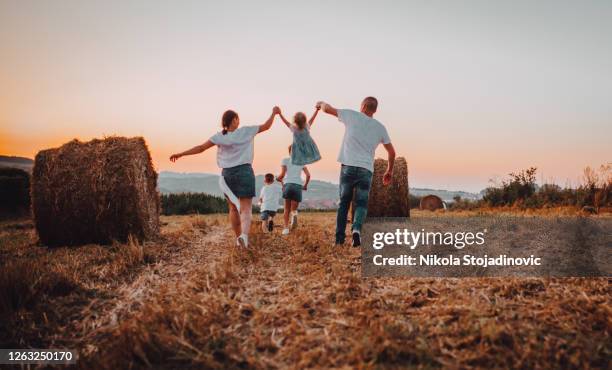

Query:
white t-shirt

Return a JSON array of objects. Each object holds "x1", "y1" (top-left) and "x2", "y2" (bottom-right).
[
  {"x1": 281, "y1": 157, "x2": 304, "y2": 185},
  {"x1": 259, "y1": 183, "x2": 282, "y2": 212},
  {"x1": 337, "y1": 109, "x2": 391, "y2": 172},
  {"x1": 209, "y1": 125, "x2": 259, "y2": 169}
]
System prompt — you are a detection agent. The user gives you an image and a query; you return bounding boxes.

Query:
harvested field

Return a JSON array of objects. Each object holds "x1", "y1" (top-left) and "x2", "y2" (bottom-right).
[{"x1": 0, "y1": 212, "x2": 610, "y2": 369}]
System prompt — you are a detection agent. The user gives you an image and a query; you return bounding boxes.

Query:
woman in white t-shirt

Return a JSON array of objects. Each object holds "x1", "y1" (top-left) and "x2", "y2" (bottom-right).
[{"x1": 170, "y1": 107, "x2": 280, "y2": 248}]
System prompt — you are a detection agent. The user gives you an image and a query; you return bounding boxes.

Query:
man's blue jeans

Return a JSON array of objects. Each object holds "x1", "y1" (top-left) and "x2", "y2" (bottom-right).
[{"x1": 336, "y1": 165, "x2": 373, "y2": 244}]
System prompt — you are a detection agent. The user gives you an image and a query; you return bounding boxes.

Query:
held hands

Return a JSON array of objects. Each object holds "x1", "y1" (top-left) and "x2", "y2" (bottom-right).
[
  {"x1": 272, "y1": 106, "x2": 281, "y2": 115},
  {"x1": 316, "y1": 101, "x2": 329, "y2": 110},
  {"x1": 382, "y1": 170, "x2": 393, "y2": 186}
]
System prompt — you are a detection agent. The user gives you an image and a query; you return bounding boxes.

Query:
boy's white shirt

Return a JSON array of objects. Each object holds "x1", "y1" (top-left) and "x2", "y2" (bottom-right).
[
  {"x1": 260, "y1": 183, "x2": 282, "y2": 212},
  {"x1": 336, "y1": 109, "x2": 391, "y2": 172},
  {"x1": 281, "y1": 157, "x2": 304, "y2": 185}
]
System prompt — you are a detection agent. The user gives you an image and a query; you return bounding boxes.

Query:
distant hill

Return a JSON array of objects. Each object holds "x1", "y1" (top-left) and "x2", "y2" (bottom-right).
[
  {"x1": 0, "y1": 155, "x2": 34, "y2": 172},
  {"x1": 410, "y1": 188, "x2": 481, "y2": 202},
  {"x1": 158, "y1": 172, "x2": 481, "y2": 208},
  {"x1": 0, "y1": 160, "x2": 481, "y2": 206},
  {"x1": 159, "y1": 171, "x2": 340, "y2": 209}
]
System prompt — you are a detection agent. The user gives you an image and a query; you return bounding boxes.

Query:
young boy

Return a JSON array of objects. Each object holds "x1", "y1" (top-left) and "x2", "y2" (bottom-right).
[
  {"x1": 277, "y1": 146, "x2": 311, "y2": 235},
  {"x1": 259, "y1": 173, "x2": 282, "y2": 233}
]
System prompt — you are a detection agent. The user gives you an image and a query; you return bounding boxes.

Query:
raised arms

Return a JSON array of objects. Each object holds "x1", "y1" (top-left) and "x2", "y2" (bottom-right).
[
  {"x1": 278, "y1": 110, "x2": 292, "y2": 129},
  {"x1": 308, "y1": 106, "x2": 320, "y2": 127},
  {"x1": 316, "y1": 101, "x2": 338, "y2": 117},
  {"x1": 258, "y1": 106, "x2": 281, "y2": 133},
  {"x1": 382, "y1": 142, "x2": 396, "y2": 186},
  {"x1": 170, "y1": 140, "x2": 215, "y2": 162}
]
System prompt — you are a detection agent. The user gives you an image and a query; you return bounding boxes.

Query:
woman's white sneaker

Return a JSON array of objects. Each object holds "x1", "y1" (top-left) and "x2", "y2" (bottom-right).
[{"x1": 282, "y1": 228, "x2": 290, "y2": 235}]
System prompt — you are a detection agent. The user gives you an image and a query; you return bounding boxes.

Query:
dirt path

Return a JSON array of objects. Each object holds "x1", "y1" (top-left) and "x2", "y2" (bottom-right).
[{"x1": 74, "y1": 220, "x2": 231, "y2": 352}]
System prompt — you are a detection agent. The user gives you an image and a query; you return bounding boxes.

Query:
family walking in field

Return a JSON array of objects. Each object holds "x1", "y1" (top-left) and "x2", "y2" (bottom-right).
[{"x1": 170, "y1": 97, "x2": 396, "y2": 248}]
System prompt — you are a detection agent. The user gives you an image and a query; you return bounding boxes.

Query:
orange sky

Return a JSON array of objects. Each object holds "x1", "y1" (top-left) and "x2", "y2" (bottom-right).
[{"x1": 1, "y1": 1, "x2": 610, "y2": 192}]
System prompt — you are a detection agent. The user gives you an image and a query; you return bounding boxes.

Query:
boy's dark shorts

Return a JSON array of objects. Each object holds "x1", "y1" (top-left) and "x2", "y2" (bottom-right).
[
  {"x1": 283, "y1": 183, "x2": 303, "y2": 202},
  {"x1": 260, "y1": 210, "x2": 277, "y2": 221}
]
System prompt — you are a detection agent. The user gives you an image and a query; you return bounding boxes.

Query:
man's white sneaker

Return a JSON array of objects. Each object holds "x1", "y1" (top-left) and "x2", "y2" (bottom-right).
[{"x1": 282, "y1": 228, "x2": 290, "y2": 235}]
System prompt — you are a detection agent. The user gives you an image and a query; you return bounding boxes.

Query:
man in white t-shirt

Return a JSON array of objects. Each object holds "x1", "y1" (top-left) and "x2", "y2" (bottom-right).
[
  {"x1": 259, "y1": 173, "x2": 282, "y2": 233},
  {"x1": 317, "y1": 97, "x2": 396, "y2": 247}
]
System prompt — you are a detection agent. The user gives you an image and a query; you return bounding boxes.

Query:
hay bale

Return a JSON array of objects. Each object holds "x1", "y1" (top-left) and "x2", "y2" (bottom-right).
[
  {"x1": 420, "y1": 194, "x2": 444, "y2": 211},
  {"x1": 32, "y1": 137, "x2": 160, "y2": 247},
  {"x1": 0, "y1": 167, "x2": 31, "y2": 216},
  {"x1": 367, "y1": 157, "x2": 410, "y2": 218}
]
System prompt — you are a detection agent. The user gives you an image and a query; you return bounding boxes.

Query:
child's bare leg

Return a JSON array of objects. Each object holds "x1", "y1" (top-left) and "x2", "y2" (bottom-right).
[
  {"x1": 261, "y1": 214, "x2": 269, "y2": 233},
  {"x1": 290, "y1": 201, "x2": 299, "y2": 229},
  {"x1": 239, "y1": 198, "x2": 252, "y2": 236},
  {"x1": 228, "y1": 201, "x2": 241, "y2": 237},
  {"x1": 283, "y1": 199, "x2": 291, "y2": 228}
]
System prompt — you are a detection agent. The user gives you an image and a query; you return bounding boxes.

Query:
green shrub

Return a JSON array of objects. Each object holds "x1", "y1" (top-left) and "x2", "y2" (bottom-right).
[
  {"x1": 161, "y1": 193, "x2": 228, "y2": 215},
  {"x1": 483, "y1": 167, "x2": 537, "y2": 207},
  {"x1": 409, "y1": 194, "x2": 421, "y2": 209},
  {"x1": 0, "y1": 167, "x2": 30, "y2": 215}
]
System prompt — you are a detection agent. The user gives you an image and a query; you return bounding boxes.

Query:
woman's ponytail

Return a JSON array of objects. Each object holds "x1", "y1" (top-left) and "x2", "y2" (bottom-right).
[{"x1": 221, "y1": 110, "x2": 238, "y2": 135}]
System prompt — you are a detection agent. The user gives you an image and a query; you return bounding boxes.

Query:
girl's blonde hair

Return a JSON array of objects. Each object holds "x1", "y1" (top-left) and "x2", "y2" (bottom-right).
[{"x1": 293, "y1": 112, "x2": 307, "y2": 130}]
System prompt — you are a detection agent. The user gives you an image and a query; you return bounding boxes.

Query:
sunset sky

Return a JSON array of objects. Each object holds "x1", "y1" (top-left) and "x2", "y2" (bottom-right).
[{"x1": 1, "y1": 0, "x2": 610, "y2": 192}]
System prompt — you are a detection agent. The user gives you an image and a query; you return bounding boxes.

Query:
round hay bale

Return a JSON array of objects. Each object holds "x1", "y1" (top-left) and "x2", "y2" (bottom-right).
[
  {"x1": 419, "y1": 195, "x2": 444, "y2": 211},
  {"x1": 367, "y1": 157, "x2": 410, "y2": 218},
  {"x1": 32, "y1": 137, "x2": 160, "y2": 247}
]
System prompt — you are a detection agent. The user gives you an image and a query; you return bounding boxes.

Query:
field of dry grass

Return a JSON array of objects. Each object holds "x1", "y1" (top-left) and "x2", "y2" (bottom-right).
[{"x1": 0, "y1": 212, "x2": 610, "y2": 369}]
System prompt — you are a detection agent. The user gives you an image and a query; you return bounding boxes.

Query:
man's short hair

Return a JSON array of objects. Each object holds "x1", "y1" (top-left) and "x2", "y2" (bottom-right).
[
  {"x1": 264, "y1": 173, "x2": 275, "y2": 183},
  {"x1": 362, "y1": 96, "x2": 378, "y2": 112}
]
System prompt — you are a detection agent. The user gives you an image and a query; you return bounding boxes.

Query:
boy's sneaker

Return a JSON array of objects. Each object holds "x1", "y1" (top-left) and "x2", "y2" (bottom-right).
[
  {"x1": 282, "y1": 228, "x2": 290, "y2": 236},
  {"x1": 268, "y1": 219, "x2": 274, "y2": 232},
  {"x1": 352, "y1": 231, "x2": 361, "y2": 247},
  {"x1": 237, "y1": 234, "x2": 248, "y2": 248}
]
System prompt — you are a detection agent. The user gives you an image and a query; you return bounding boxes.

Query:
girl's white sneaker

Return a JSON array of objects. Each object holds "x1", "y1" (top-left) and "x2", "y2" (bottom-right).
[
  {"x1": 237, "y1": 234, "x2": 248, "y2": 248},
  {"x1": 282, "y1": 228, "x2": 290, "y2": 235}
]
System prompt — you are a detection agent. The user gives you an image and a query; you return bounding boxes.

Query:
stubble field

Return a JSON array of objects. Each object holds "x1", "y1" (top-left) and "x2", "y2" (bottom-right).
[{"x1": 0, "y1": 212, "x2": 610, "y2": 369}]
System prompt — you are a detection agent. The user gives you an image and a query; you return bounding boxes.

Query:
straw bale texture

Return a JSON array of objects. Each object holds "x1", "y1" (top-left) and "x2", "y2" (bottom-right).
[
  {"x1": 32, "y1": 137, "x2": 159, "y2": 246},
  {"x1": 420, "y1": 194, "x2": 444, "y2": 211},
  {"x1": 367, "y1": 157, "x2": 410, "y2": 217}
]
